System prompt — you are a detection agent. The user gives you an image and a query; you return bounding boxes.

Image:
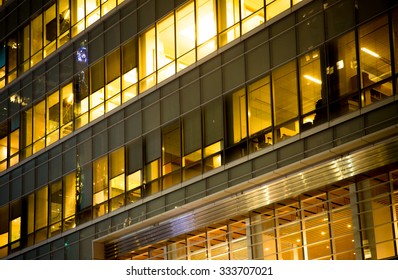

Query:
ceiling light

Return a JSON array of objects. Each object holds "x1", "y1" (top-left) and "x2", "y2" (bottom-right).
[
  {"x1": 304, "y1": 75, "x2": 322, "y2": 85},
  {"x1": 361, "y1": 47, "x2": 380, "y2": 58}
]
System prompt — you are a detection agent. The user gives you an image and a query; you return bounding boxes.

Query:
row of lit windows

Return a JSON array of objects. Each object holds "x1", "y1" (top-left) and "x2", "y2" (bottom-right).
[
  {"x1": 0, "y1": 0, "x2": 125, "y2": 88},
  {"x1": 0, "y1": 26, "x2": 396, "y2": 255},
  {"x1": 120, "y1": 170, "x2": 398, "y2": 260},
  {"x1": 2, "y1": 131, "x2": 398, "y2": 259},
  {"x1": 0, "y1": 0, "x2": 307, "y2": 173},
  {"x1": 1, "y1": 8, "x2": 397, "y2": 175},
  {"x1": 0, "y1": 0, "x2": 304, "y2": 90}
]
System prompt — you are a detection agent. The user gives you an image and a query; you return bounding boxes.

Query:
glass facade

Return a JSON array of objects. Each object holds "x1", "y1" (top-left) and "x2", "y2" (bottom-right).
[
  {"x1": 0, "y1": 0, "x2": 308, "y2": 172},
  {"x1": 0, "y1": 0, "x2": 397, "y2": 260},
  {"x1": 120, "y1": 168, "x2": 398, "y2": 260}
]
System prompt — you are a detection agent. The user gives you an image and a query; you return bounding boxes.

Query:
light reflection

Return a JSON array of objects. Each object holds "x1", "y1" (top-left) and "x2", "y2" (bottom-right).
[{"x1": 304, "y1": 75, "x2": 322, "y2": 85}]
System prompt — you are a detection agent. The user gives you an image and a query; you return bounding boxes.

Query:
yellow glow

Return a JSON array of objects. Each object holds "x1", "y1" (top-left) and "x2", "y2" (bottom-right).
[
  {"x1": 0, "y1": 232, "x2": 8, "y2": 247},
  {"x1": 336, "y1": 60, "x2": 344, "y2": 70},
  {"x1": 64, "y1": 10, "x2": 70, "y2": 20},
  {"x1": 0, "y1": 144, "x2": 7, "y2": 161},
  {"x1": 66, "y1": 93, "x2": 74, "y2": 104},
  {"x1": 204, "y1": 141, "x2": 222, "y2": 157},
  {"x1": 213, "y1": 154, "x2": 222, "y2": 168},
  {"x1": 11, "y1": 217, "x2": 21, "y2": 242},
  {"x1": 197, "y1": 0, "x2": 217, "y2": 45},
  {"x1": 304, "y1": 75, "x2": 322, "y2": 85},
  {"x1": 123, "y1": 68, "x2": 138, "y2": 85},
  {"x1": 127, "y1": 170, "x2": 142, "y2": 190},
  {"x1": 361, "y1": 47, "x2": 380, "y2": 58}
]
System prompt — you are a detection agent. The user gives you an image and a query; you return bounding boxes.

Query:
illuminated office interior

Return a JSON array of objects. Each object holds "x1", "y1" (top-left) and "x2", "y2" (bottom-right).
[{"x1": 0, "y1": 0, "x2": 398, "y2": 260}]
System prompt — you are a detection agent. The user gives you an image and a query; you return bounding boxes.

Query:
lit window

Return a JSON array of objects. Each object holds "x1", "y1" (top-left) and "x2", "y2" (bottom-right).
[
  {"x1": 241, "y1": 0, "x2": 264, "y2": 34},
  {"x1": 176, "y1": 1, "x2": 196, "y2": 71},
  {"x1": 196, "y1": 0, "x2": 217, "y2": 59},
  {"x1": 157, "y1": 13, "x2": 176, "y2": 82},
  {"x1": 299, "y1": 49, "x2": 322, "y2": 116},
  {"x1": 218, "y1": 0, "x2": 240, "y2": 47},
  {"x1": 266, "y1": 0, "x2": 290, "y2": 21},
  {"x1": 139, "y1": 27, "x2": 156, "y2": 92}
]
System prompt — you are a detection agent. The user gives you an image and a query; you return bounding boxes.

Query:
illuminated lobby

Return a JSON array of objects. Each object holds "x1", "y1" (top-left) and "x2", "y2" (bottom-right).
[{"x1": 0, "y1": 0, "x2": 398, "y2": 260}]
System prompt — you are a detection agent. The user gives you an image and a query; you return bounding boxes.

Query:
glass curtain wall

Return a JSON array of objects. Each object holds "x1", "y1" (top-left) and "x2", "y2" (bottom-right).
[
  {"x1": 1, "y1": 0, "x2": 397, "y2": 173},
  {"x1": 118, "y1": 168, "x2": 398, "y2": 260},
  {"x1": 0, "y1": 0, "x2": 125, "y2": 89}
]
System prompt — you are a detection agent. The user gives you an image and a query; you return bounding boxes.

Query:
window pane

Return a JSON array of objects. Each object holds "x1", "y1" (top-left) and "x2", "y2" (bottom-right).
[
  {"x1": 90, "y1": 59, "x2": 104, "y2": 93},
  {"x1": 47, "y1": 91, "x2": 60, "y2": 145},
  {"x1": 71, "y1": 0, "x2": 85, "y2": 25},
  {"x1": 109, "y1": 147, "x2": 125, "y2": 202},
  {"x1": 241, "y1": 0, "x2": 264, "y2": 34},
  {"x1": 0, "y1": 43, "x2": 5, "y2": 68},
  {"x1": 176, "y1": 1, "x2": 196, "y2": 70},
  {"x1": 44, "y1": 4, "x2": 57, "y2": 57},
  {"x1": 35, "y1": 186, "x2": 48, "y2": 230},
  {"x1": 197, "y1": 0, "x2": 217, "y2": 45},
  {"x1": 359, "y1": 15, "x2": 392, "y2": 107},
  {"x1": 31, "y1": 14, "x2": 43, "y2": 55},
  {"x1": 299, "y1": 49, "x2": 322, "y2": 116},
  {"x1": 50, "y1": 181, "x2": 62, "y2": 225},
  {"x1": 59, "y1": 0, "x2": 70, "y2": 36},
  {"x1": 63, "y1": 172, "x2": 76, "y2": 229},
  {"x1": 106, "y1": 49, "x2": 121, "y2": 84},
  {"x1": 218, "y1": 0, "x2": 240, "y2": 46},
  {"x1": 86, "y1": 0, "x2": 99, "y2": 15},
  {"x1": 60, "y1": 83, "x2": 74, "y2": 137},
  {"x1": 7, "y1": 36, "x2": 17, "y2": 73},
  {"x1": 183, "y1": 109, "x2": 201, "y2": 155},
  {"x1": 33, "y1": 100, "x2": 46, "y2": 143},
  {"x1": 273, "y1": 61, "x2": 298, "y2": 141},
  {"x1": 204, "y1": 98, "x2": 223, "y2": 147},
  {"x1": 49, "y1": 181, "x2": 62, "y2": 236},
  {"x1": 157, "y1": 13, "x2": 175, "y2": 82},
  {"x1": 248, "y1": 76, "x2": 271, "y2": 136},
  {"x1": 266, "y1": 0, "x2": 290, "y2": 21},
  {"x1": 226, "y1": 88, "x2": 247, "y2": 146},
  {"x1": 122, "y1": 38, "x2": 138, "y2": 97},
  {"x1": 162, "y1": 122, "x2": 181, "y2": 175},
  {"x1": 326, "y1": 31, "x2": 358, "y2": 117},
  {"x1": 110, "y1": 147, "x2": 125, "y2": 178},
  {"x1": 139, "y1": 27, "x2": 156, "y2": 91},
  {"x1": 93, "y1": 156, "x2": 108, "y2": 205},
  {"x1": 326, "y1": 33, "x2": 357, "y2": 99},
  {"x1": 196, "y1": 0, "x2": 217, "y2": 59},
  {"x1": 19, "y1": 25, "x2": 30, "y2": 72},
  {"x1": 0, "y1": 205, "x2": 9, "y2": 248}
]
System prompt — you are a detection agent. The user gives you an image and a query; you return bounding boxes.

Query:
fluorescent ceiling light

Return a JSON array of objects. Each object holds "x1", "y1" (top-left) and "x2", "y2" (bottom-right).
[
  {"x1": 304, "y1": 75, "x2": 322, "y2": 85},
  {"x1": 361, "y1": 47, "x2": 380, "y2": 58}
]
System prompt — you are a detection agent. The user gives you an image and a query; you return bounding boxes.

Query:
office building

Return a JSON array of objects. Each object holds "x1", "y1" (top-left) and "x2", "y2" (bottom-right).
[{"x1": 0, "y1": 0, "x2": 398, "y2": 260}]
